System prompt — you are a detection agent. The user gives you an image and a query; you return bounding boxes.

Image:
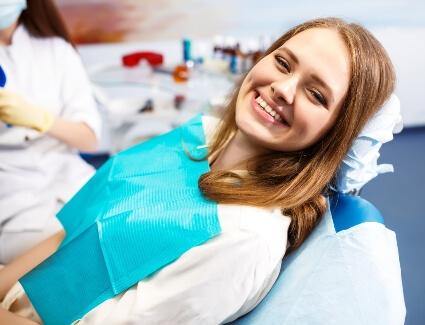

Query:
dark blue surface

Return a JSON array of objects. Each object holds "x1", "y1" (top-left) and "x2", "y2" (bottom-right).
[
  {"x1": 0, "y1": 65, "x2": 6, "y2": 87},
  {"x1": 362, "y1": 126, "x2": 425, "y2": 325}
]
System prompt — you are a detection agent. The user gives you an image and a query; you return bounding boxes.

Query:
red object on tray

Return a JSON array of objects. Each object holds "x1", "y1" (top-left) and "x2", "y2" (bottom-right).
[{"x1": 122, "y1": 52, "x2": 164, "y2": 67}]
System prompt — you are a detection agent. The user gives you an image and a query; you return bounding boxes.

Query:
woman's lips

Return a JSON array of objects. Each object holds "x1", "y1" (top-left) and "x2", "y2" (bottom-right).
[{"x1": 254, "y1": 92, "x2": 289, "y2": 126}]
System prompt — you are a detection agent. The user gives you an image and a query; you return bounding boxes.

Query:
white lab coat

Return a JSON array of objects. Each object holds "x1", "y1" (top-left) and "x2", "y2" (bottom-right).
[{"x1": 0, "y1": 24, "x2": 102, "y2": 263}]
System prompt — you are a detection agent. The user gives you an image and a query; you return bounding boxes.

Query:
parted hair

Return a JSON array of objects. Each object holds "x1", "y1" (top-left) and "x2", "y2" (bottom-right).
[
  {"x1": 19, "y1": 0, "x2": 73, "y2": 46},
  {"x1": 198, "y1": 17, "x2": 396, "y2": 252}
]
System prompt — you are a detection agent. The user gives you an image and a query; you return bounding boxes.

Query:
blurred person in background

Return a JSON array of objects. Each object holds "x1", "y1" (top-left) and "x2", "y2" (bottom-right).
[{"x1": 0, "y1": 0, "x2": 102, "y2": 263}]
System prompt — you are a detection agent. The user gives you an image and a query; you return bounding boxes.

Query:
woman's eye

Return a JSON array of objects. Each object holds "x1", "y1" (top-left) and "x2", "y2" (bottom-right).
[
  {"x1": 310, "y1": 90, "x2": 327, "y2": 106},
  {"x1": 275, "y1": 56, "x2": 290, "y2": 72}
]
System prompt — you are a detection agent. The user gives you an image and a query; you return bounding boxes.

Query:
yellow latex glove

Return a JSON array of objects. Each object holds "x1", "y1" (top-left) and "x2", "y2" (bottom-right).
[{"x1": 0, "y1": 88, "x2": 55, "y2": 133}]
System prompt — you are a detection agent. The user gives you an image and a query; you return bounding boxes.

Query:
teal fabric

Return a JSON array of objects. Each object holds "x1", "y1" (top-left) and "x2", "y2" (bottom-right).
[{"x1": 20, "y1": 114, "x2": 221, "y2": 325}]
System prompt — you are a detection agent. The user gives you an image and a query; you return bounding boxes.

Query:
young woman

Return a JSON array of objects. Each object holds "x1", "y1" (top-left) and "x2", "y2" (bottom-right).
[
  {"x1": 0, "y1": 0, "x2": 101, "y2": 263},
  {"x1": 0, "y1": 17, "x2": 395, "y2": 324}
]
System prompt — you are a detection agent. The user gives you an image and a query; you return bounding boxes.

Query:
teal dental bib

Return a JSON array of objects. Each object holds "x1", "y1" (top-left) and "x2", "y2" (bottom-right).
[{"x1": 20, "y1": 114, "x2": 221, "y2": 325}]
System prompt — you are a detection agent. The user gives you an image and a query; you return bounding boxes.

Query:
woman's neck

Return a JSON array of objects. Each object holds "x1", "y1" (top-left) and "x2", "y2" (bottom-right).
[
  {"x1": 0, "y1": 20, "x2": 19, "y2": 46},
  {"x1": 210, "y1": 130, "x2": 272, "y2": 171}
]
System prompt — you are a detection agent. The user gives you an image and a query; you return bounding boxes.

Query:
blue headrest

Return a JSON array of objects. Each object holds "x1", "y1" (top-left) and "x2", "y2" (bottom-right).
[{"x1": 329, "y1": 193, "x2": 384, "y2": 233}]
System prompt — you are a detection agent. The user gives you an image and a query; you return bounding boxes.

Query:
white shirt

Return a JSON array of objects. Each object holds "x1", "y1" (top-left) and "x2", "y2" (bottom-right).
[
  {"x1": 73, "y1": 116, "x2": 291, "y2": 324},
  {"x1": 76, "y1": 206, "x2": 290, "y2": 325},
  {"x1": 0, "y1": 24, "x2": 101, "y2": 231}
]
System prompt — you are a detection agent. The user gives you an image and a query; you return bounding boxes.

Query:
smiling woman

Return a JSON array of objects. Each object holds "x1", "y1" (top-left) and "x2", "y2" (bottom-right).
[
  {"x1": 0, "y1": 17, "x2": 399, "y2": 325},
  {"x1": 199, "y1": 17, "x2": 395, "y2": 251},
  {"x1": 234, "y1": 28, "x2": 350, "y2": 153}
]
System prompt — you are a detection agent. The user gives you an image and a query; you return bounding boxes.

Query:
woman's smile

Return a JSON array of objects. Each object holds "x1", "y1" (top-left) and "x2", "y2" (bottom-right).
[{"x1": 252, "y1": 92, "x2": 289, "y2": 125}]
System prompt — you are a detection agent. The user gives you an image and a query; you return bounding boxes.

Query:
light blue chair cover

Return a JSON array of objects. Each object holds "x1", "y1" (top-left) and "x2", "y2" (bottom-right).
[{"x1": 232, "y1": 193, "x2": 406, "y2": 325}]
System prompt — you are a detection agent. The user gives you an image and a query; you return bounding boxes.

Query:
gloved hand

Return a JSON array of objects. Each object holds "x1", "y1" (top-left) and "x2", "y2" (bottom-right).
[{"x1": 0, "y1": 88, "x2": 56, "y2": 133}]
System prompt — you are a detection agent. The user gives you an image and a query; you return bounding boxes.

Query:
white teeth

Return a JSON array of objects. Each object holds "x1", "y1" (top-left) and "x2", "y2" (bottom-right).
[{"x1": 255, "y1": 95, "x2": 283, "y2": 122}]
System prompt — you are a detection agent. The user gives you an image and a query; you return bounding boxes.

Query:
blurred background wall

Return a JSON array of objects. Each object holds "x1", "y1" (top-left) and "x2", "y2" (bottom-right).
[{"x1": 55, "y1": 0, "x2": 425, "y2": 127}]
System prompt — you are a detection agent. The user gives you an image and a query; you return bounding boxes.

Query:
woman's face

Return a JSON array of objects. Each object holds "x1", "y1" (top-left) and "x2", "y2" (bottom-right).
[{"x1": 235, "y1": 28, "x2": 351, "y2": 153}]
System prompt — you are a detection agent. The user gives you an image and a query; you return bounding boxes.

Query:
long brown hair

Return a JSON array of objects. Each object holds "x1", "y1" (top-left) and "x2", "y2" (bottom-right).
[
  {"x1": 19, "y1": 0, "x2": 74, "y2": 46},
  {"x1": 198, "y1": 18, "x2": 396, "y2": 252}
]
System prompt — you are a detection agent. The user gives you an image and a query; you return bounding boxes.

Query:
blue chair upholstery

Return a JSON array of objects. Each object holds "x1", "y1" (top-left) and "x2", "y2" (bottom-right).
[
  {"x1": 231, "y1": 193, "x2": 406, "y2": 325},
  {"x1": 329, "y1": 193, "x2": 384, "y2": 232}
]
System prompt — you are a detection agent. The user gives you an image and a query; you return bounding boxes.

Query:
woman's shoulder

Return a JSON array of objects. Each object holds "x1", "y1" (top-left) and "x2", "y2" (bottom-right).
[
  {"x1": 218, "y1": 204, "x2": 290, "y2": 264},
  {"x1": 201, "y1": 114, "x2": 221, "y2": 146},
  {"x1": 201, "y1": 113, "x2": 220, "y2": 130}
]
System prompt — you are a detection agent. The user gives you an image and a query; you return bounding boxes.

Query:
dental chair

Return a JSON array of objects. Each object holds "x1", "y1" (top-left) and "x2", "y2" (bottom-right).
[{"x1": 232, "y1": 95, "x2": 406, "y2": 325}]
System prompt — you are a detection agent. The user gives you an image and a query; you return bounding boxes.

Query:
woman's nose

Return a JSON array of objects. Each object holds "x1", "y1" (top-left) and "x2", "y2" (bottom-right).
[{"x1": 271, "y1": 76, "x2": 297, "y2": 105}]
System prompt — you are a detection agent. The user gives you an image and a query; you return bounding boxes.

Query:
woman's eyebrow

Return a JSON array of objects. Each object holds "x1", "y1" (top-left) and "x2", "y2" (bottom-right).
[{"x1": 278, "y1": 47, "x2": 299, "y2": 64}]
